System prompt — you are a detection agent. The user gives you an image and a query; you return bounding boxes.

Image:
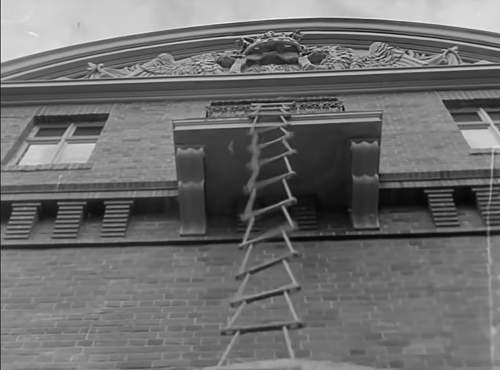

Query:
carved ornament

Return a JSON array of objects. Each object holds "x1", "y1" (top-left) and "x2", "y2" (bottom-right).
[
  {"x1": 205, "y1": 97, "x2": 345, "y2": 118},
  {"x1": 79, "y1": 30, "x2": 472, "y2": 79}
]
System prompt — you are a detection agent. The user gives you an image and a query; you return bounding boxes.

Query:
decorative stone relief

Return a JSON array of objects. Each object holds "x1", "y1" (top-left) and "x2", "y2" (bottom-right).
[
  {"x1": 79, "y1": 30, "x2": 470, "y2": 79},
  {"x1": 205, "y1": 97, "x2": 345, "y2": 118}
]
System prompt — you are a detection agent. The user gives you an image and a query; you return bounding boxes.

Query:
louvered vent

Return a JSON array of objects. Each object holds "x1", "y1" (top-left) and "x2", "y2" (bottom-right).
[
  {"x1": 472, "y1": 185, "x2": 500, "y2": 227},
  {"x1": 290, "y1": 197, "x2": 318, "y2": 231},
  {"x1": 424, "y1": 189, "x2": 460, "y2": 228},
  {"x1": 4, "y1": 202, "x2": 40, "y2": 239},
  {"x1": 101, "y1": 200, "x2": 133, "y2": 238},
  {"x1": 52, "y1": 201, "x2": 86, "y2": 239}
]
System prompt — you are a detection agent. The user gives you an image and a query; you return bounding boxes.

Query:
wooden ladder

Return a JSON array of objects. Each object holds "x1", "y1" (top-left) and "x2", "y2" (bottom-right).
[{"x1": 218, "y1": 102, "x2": 304, "y2": 365}]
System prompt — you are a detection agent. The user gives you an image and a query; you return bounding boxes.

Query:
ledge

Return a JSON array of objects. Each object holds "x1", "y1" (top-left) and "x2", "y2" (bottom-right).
[
  {"x1": 380, "y1": 169, "x2": 500, "y2": 182},
  {"x1": 380, "y1": 177, "x2": 500, "y2": 189},
  {"x1": 0, "y1": 180, "x2": 178, "y2": 201},
  {"x1": 2, "y1": 163, "x2": 93, "y2": 172},
  {"x1": 1, "y1": 226, "x2": 498, "y2": 249},
  {"x1": 2, "y1": 65, "x2": 500, "y2": 105},
  {"x1": 0, "y1": 188, "x2": 178, "y2": 202},
  {"x1": 468, "y1": 147, "x2": 500, "y2": 155}
]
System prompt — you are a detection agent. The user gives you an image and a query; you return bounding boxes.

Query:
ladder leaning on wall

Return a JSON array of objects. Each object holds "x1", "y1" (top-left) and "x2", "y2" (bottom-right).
[{"x1": 217, "y1": 102, "x2": 304, "y2": 365}]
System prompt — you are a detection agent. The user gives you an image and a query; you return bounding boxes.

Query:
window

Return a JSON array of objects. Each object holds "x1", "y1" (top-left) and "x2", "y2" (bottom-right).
[
  {"x1": 16, "y1": 115, "x2": 106, "y2": 166},
  {"x1": 448, "y1": 106, "x2": 500, "y2": 149}
]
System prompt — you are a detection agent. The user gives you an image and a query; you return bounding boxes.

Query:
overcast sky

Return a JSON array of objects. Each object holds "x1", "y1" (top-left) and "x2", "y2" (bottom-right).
[{"x1": 1, "y1": 0, "x2": 499, "y2": 62}]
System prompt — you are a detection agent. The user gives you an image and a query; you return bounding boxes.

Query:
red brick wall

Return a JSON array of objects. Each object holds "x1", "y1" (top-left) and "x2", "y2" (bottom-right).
[
  {"x1": 339, "y1": 91, "x2": 498, "y2": 175},
  {"x1": 1, "y1": 101, "x2": 206, "y2": 187},
  {"x1": 2, "y1": 90, "x2": 499, "y2": 189},
  {"x1": 1, "y1": 236, "x2": 497, "y2": 370}
]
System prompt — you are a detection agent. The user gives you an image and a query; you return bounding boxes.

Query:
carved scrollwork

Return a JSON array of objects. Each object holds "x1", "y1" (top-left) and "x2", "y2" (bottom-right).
[
  {"x1": 206, "y1": 97, "x2": 345, "y2": 118},
  {"x1": 77, "y1": 30, "x2": 474, "y2": 79}
]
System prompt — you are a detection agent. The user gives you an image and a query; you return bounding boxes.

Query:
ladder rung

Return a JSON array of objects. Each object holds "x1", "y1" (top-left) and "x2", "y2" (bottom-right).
[
  {"x1": 239, "y1": 222, "x2": 295, "y2": 249},
  {"x1": 241, "y1": 197, "x2": 297, "y2": 221},
  {"x1": 221, "y1": 320, "x2": 303, "y2": 335},
  {"x1": 230, "y1": 283, "x2": 300, "y2": 307},
  {"x1": 248, "y1": 112, "x2": 291, "y2": 118},
  {"x1": 259, "y1": 134, "x2": 293, "y2": 150},
  {"x1": 235, "y1": 252, "x2": 300, "y2": 280},
  {"x1": 258, "y1": 150, "x2": 296, "y2": 167},
  {"x1": 250, "y1": 103, "x2": 293, "y2": 109},
  {"x1": 246, "y1": 171, "x2": 296, "y2": 193},
  {"x1": 249, "y1": 125, "x2": 285, "y2": 135}
]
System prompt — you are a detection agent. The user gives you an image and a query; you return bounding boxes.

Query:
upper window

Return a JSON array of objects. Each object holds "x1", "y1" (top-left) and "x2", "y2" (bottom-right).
[
  {"x1": 16, "y1": 115, "x2": 107, "y2": 166},
  {"x1": 448, "y1": 106, "x2": 500, "y2": 149}
]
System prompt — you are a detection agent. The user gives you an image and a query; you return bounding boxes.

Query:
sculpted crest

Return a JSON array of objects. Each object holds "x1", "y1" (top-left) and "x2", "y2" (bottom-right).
[{"x1": 81, "y1": 30, "x2": 470, "y2": 79}]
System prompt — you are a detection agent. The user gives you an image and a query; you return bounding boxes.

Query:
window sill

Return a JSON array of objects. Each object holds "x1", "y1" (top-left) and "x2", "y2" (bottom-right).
[
  {"x1": 469, "y1": 147, "x2": 500, "y2": 155},
  {"x1": 1, "y1": 163, "x2": 93, "y2": 172}
]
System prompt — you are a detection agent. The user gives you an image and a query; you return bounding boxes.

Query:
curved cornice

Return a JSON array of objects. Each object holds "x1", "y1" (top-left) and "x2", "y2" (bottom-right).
[
  {"x1": 3, "y1": 65, "x2": 500, "y2": 106},
  {"x1": 2, "y1": 18, "x2": 500, "y2": 81}
]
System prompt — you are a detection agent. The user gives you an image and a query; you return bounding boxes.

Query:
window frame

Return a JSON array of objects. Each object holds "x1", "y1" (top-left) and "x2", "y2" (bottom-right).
[
  {"x1": 16, "y1": 120, "x2": 104, "y2": 166},
  {"x1": 450, "y1": 107, "x2": 500, "y2": 150}
]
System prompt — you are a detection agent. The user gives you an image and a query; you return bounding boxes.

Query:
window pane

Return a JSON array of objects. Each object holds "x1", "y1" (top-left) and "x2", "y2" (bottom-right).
[
  {"x1": 55, "y1": 143, "x2": 95, "y2": 163},
  {"x1": 72, "y1": 126, "x2": 103, "y2": 136},
  {"x1": 35, "y1": 126, "x2": 67, "y2": 137},
  {"x1": 18, "y1": 144, "x2": 57, "y2": 165},
  {"x1": 461, "y1": 129, "x2": 500, "y2": 149},
  {"x1": 451, "y1": 111, "x2": 482, "y2": 122}
]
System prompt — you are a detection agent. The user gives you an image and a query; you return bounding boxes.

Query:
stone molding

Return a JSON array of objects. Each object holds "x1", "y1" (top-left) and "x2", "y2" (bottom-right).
[
  {"x1": 1, "y1": 180, "x2": 177, "y2": 194},
  {"x1": 3, "y1": 65, "x2": 500, "y2": 106},
  {"x1": 2, "y1": 18, "x2": 500, "y2": 81},
  {"x1": 1, "y1": 226, "x2": 498, "y2": 248}
]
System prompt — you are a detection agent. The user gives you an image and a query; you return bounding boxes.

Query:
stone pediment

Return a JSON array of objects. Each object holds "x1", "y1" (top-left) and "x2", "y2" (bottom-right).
[
  {"x1": 80, "y1": 30, "x2": 474, "y2": 79},
  {"x1": 2, "y1": 19, "x2": 499, "y2": 82}
]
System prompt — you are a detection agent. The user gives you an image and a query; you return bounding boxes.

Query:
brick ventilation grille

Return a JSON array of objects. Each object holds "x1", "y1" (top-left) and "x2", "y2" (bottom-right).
[
  {"x1": 424, "y1": 189, "x2": 460, "y2": 228},
  {"x1": 52, "y1": 201, "x2": 86, "y2": 239},
  {"x1": 473, "y1": 185, "x2": 500, "y2": 227},
  {"x1": 4, "y1": 203, "x2": 40, "y2": 239},
  {"x1": 100, "y1": 200, "x2": 133, "y2": 238},
  {"x1": 237, "y1": 197, "x2": 318, "y2": 233}
]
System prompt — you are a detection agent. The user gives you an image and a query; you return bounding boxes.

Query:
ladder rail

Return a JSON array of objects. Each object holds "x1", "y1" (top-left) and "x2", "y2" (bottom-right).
[{"x1": 219, "y1": 102, "x2": 303, "y2": 364}]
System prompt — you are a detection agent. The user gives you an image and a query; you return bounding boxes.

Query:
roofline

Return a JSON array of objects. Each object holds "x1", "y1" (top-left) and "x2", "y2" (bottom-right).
[
  {"x1": 3, "y1": 65, "x2": 500, "y2": 106},
  {"x1": 2, "y1": 17, "x2": 500, "y2": 80}
]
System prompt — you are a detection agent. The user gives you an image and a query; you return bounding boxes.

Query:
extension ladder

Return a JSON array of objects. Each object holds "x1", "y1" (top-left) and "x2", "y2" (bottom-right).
[{"x1": 217, "y1": 102, "x2": 304, "y2": 365}]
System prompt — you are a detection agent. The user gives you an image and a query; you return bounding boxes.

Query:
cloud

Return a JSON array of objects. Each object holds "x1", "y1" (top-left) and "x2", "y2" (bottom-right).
[{"x1": 1, "y1": 0, "x2": 498, "y2": 62}]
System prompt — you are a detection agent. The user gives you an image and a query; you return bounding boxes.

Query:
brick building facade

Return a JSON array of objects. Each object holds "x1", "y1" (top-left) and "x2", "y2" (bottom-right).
[{"x1": 1, "y1": 19, "x2": 499, "y2": 370}]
